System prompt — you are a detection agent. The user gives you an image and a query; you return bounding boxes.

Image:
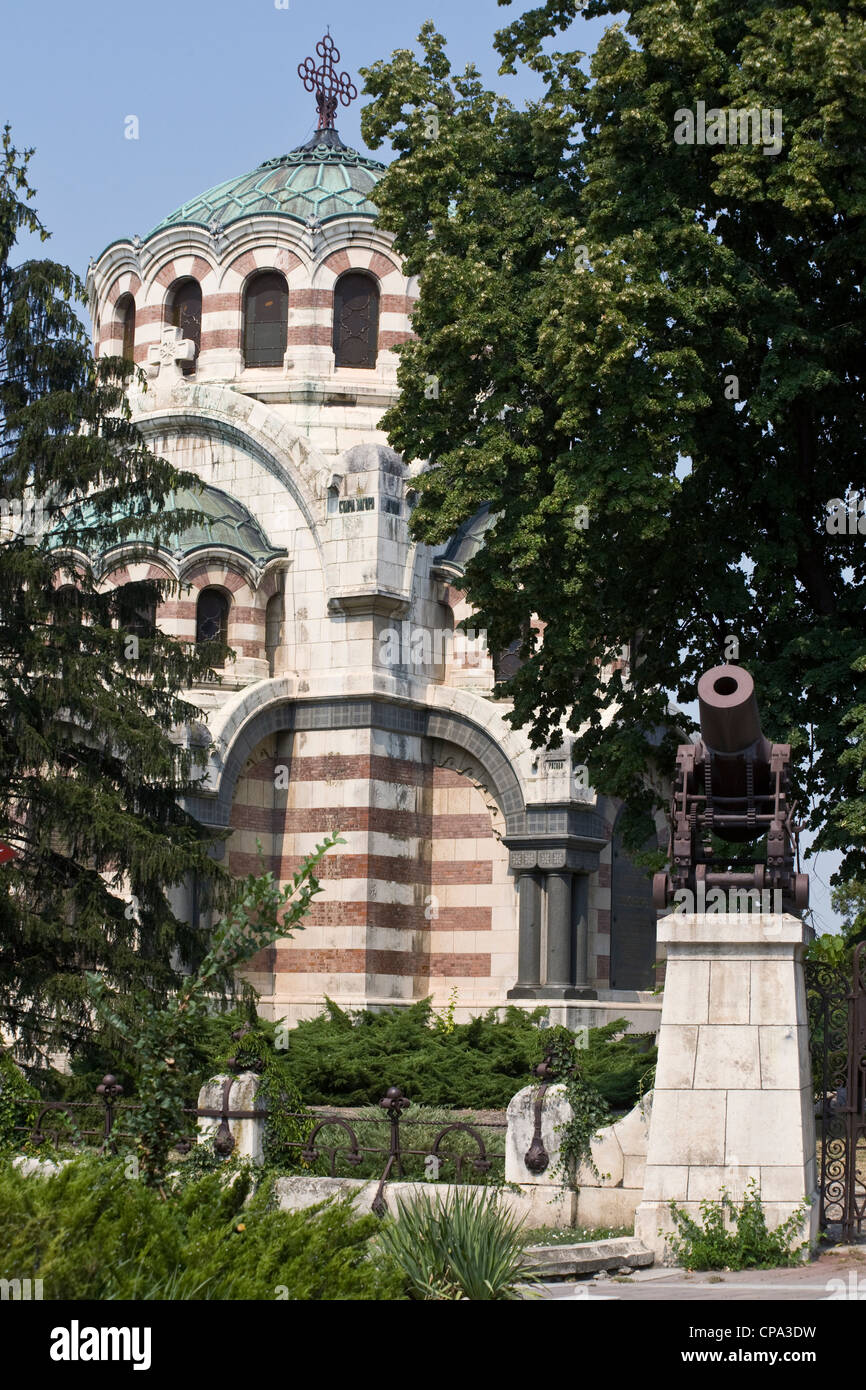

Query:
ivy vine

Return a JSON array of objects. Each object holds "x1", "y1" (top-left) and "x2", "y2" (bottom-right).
[
  {"x1": 533, "y1": 1025, "x2": 611, "y2": 1187},
  {"x1": 216, "y1": 1026, "x2": 314, "y2": 1171}
]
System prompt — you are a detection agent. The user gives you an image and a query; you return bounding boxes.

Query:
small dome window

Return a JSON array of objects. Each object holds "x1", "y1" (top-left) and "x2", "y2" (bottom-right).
[
  {"x1": 333, "y1": 272, "x2": 379, "y2": 369},
  {"x1": 116, "y1": 293, "x2": 136, "y2": 362},
  {"x1": 167, "y1": 279, "x2": 202, "y2": 373},
  {"x1": 117, "y1": 583, "x2": 156, "y2": 638},
  {"x1": 244, "y1": 272, "x2": 289, "y2": 368},
  {"x1": 196, "y1": 588, "x2": 229, "y2": 647}
]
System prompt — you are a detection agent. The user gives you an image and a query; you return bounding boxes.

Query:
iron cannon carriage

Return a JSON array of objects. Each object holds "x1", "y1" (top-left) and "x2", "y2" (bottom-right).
[{"x1": 653, "y1": 664, "x2": 809, "y2": 912}]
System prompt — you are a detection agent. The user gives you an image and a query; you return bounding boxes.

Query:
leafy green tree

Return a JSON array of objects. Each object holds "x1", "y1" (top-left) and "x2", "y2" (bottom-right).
[
  {"x1": 88, "y1": 835, "x2": 341, "y2": 1187},
  {"x1": 0, "y1": 126, "x2": 237, "y2": 1063},
  {"x1": 360, "y1": 2, "x2": 866, "y2": 867}
]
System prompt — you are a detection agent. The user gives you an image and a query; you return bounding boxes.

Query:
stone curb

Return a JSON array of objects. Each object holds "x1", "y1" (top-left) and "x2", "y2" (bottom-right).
[{"x1": 525, "y1": 1236, "x2": 653, "y2": 1277}]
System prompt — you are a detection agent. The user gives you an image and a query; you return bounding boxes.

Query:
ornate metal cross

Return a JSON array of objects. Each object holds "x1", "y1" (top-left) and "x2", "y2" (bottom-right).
[{"x1": 297, "y1": 32, "x2": 358, "y2": 130}]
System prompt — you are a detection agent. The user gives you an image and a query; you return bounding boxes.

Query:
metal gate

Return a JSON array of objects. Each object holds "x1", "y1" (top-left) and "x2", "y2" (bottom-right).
[{"x1": 805, "y1": 942, "x2": 866, "y2": 1240}]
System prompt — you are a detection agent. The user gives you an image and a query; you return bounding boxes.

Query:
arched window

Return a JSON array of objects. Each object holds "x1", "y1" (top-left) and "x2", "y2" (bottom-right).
[
  {"x1": 196, "y1": 588, "x2": 229, "y2": 648},
  {"x1": 116, "y1": 293, "x2": 136, "y2": 362},
  {"x1": 494, "y1": 636, "x2": 525, "y2": 684},
  {"x1": 244, "y1": 272, "x2": 288, "y2": 368},
  {"x1": 333, "y1": 272, "x2": 379, "y2": 369},
  {"x1": 167, "y1": 280, "x2": 202, "y2": 373},
  {"x1": 117, "y1": 583, "x2": 156, "y2": 639},
  {"x1": 53, "y1": 585, "x2": 83, "y2": 622},
  {"x1": 265, "y1": 593, "x2": 283, "y2": 675}
]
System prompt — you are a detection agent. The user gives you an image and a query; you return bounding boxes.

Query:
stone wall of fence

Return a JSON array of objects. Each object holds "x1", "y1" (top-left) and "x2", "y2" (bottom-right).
[{"x1": 199, "y1": 1072, "x2": 651, "y2": 1230}]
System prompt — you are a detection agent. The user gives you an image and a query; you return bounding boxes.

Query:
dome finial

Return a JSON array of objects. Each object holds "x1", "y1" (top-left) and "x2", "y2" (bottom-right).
[{"x1": 297, "y1": 31, "x2": 358, "y2": 131}]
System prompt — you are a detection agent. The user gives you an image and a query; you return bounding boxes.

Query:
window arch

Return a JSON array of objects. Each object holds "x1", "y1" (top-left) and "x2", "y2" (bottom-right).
[
  {"x1": 196, "y1": 588, "x2": 229, "y2": 648},
  {"x1": 333, "y1": 272, "x2": 379, "y2": 369},
  {"x1": 53, "y1": 585, "x2": 83, "y2": 622},
  {"x1": 244, "y1": 271, "x2": 288, "y2": 368},
  {"x1": 116, "y1": 293, "x2": 136, "y2": 362},
  {"x1": 167, "y1": 279, "x2": 202, "y2": 373},
  {"x1": 117, "y1": 582, "x2": 156, "y2": 639}
]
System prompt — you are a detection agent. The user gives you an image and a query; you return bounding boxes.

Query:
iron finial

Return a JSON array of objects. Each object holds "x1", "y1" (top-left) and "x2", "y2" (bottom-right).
[{"x1": 297, "y1": 32, "x2": 358, "y2": 131}]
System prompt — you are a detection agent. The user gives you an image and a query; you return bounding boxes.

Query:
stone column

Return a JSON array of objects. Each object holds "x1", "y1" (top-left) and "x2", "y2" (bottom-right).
[
  {"x1": 573, "y1": 872, "x2": 590, "y2": 989},
  {"x1": 509, "y1": 871, "x2": 543, "y2": 996},
  {"x1": 634, "y1": 913, "x2": 819, "y2": 1263},
  {"x1": 545, "y1": 870, "x2": 573, "y2": 987}
]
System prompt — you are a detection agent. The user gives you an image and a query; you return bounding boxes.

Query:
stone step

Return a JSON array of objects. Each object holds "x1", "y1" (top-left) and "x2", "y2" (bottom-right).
[{"x1": 525, "y1": 1236, "x2": 653, "y2": 1277}]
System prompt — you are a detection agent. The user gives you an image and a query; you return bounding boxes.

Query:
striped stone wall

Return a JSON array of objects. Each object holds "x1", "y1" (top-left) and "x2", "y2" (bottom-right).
[{"x1": 226, "y1": 730, "x2": 518, "y2": 1024}]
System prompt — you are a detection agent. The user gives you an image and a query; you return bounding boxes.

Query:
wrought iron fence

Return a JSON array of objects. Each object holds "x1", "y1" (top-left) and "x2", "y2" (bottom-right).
[
  {"x1": 805, "y1": 943, "x2": 866, "y2": 1240},
  {"x1": 10, "y1": 1075, "x2": 506, "y2": 1213}
]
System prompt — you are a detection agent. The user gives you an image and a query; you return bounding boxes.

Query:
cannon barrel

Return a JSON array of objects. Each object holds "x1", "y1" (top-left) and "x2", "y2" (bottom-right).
[{"x1": 697, "y1": 664, "x2": 769, "y2": 757}]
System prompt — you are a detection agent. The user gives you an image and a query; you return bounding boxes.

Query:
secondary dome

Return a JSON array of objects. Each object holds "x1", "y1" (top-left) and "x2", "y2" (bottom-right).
[
  {"x1": 147, "y1": 130, "x2": 386, "y2": 239},
  {"x1": 53, "y1": 484, "x2": 286, "y2": 566}
]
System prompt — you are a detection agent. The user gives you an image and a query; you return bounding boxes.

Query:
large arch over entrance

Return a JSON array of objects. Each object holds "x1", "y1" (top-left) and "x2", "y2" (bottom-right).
[{"x1": 186, "y1": 694, "x2": 528, "y2": 832}]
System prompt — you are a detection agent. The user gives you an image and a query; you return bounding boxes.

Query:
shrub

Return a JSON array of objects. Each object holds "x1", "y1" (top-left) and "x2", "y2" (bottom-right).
[
  {"x1": 0, "y1": 1155, "x2": 404, "y2": 1300},
  {"x1": 270, "y1": 998, "x2": 655, "y2": 1112},
  {"x1": 578, "y1": 1019, "x2": 656, "y2": 1111},
  {"x1": 0, "y1": 1051, "x2": 40, "y2": 1154},
  {"x1": 667, "y1": 1181, "x2": 809, "y2": 1270},
  {"x1": 377, "y1": 1186, "x2": 543, "y2": 1300}
]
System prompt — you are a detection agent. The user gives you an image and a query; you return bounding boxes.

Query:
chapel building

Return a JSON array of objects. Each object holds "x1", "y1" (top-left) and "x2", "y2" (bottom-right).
[{"x1": 84, "y1": 38, "x2": 660, "y2": 1032}]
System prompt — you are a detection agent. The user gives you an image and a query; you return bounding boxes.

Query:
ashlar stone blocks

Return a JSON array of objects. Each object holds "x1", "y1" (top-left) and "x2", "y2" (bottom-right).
[{"x1": 634, "y1": 914, "x2": 819, "y2": 1263}]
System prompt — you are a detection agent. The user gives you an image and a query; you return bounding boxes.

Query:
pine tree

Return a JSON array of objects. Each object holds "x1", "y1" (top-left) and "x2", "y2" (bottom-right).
[{"x1": 0, "y1": 126, "x2": 236, "y2": 1064}]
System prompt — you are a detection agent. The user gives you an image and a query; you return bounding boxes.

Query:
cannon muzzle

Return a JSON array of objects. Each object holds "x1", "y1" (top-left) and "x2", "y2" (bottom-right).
[
  {"x1": 656, "y1": 662, "x2": 808, "y2": 914},
  {"x1": 697, "y1": 664, "x2": 770, "y2": 757}
]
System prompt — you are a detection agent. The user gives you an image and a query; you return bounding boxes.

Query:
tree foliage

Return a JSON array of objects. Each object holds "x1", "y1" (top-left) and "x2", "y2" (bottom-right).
[
  {"x1": 88, "y1": 835, "x2": 340, "y2": 1187},
  {"x1": 0, "y1": 127, "x2": 240, "y2": 1061},
  {"x1": 359, "y1": 2, "x2": 866, "y2": 872}
]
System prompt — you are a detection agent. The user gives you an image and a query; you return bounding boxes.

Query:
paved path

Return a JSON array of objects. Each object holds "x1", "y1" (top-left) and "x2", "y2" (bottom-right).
[{"x1": 541, "y1": 1246, "x2": 866, "y2": 1300}]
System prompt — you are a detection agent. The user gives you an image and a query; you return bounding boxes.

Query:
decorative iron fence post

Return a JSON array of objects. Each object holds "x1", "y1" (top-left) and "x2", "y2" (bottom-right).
[
  {"x1": 95, "y1": 1074, "x2": 123, "y2": 1154},
  {"x1": 372, "y1": 1086, "x2": 410, "y2": 1214},
  {"x1": 524, "y1": 1054, "x2": 556, "y2": 1175}
]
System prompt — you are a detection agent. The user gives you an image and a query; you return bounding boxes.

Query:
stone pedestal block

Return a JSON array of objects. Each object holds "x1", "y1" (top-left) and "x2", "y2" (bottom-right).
[
  {"x1": 197, "y1": 1072, "x2": 266, "y2": 1164},
  {"x1": 506, "y1": 1082, "x2": 573, "y2": 1185},
  {"x1": 634, "y1": 915, "x2": 819, "y2": 1263}
]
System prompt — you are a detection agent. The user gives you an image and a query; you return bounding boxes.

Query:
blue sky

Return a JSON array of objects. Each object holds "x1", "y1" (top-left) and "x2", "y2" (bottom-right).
[
  {"x1": 3, "y1": 0, "x2": 610, "y2": 273},
  {"x1": 3, "y1": 0, "x2": 844, "y2": 932}
]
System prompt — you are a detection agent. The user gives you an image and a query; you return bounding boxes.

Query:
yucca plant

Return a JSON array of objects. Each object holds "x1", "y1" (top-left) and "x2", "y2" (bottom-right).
[{"x1": 378, "y1": 1186, "x2": 544, "y2": 1300}]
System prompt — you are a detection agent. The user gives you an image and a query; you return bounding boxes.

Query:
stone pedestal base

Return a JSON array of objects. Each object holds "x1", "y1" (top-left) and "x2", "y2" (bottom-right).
[
  {"x1": 634, "y1": 914, "x2": 819, "y2": 1263},
  {"x1": 507, "y1": 985, "x2": 597, "y2": 1000}
]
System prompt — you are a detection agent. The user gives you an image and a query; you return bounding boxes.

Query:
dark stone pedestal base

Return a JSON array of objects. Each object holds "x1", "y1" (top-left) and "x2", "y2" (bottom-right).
[{"x1": 506, "y1": 985, "x2": 598, "y2": 1000}]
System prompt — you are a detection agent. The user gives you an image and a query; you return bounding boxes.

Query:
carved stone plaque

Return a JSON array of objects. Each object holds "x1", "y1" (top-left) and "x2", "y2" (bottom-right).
[
  {"x1": 538, "y1": 849, "x2": 567, "y2": 870},
  {"x1": 509, "y1": 850, "x2": 537, "y2": 871}
]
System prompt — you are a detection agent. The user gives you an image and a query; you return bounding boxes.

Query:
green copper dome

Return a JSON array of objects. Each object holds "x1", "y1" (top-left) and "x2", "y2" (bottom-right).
[
  {"x1": 53, "y1": 484, "x2": 286, "y2": 567},
  {"x1": 147, "y1": 131, "x2": 386, "y2": 238}
]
